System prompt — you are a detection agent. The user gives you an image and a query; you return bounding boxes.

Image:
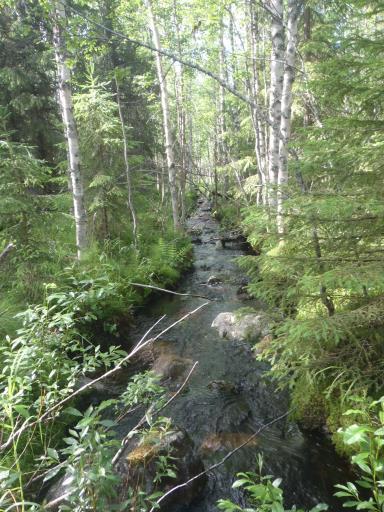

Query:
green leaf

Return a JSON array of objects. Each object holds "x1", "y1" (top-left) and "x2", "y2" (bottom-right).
[
  {"x1": 47, "y1": 448, "x2": 59, "y2": 461},
  {"x1": 356, "y1": 479, "x2": 373, "y2": 489},
  {"x1": 342, "y1": 425, "x2": 369, "y2": 445},
  {"x1": 13, "y1": 404, "x2": 30, "y2": 418},
  {"x1": 272, "y1": 477, "x2": 282, "y2": 488},
  {"x1": 342, "y1": 501, "x2": 360, "y2": 508},
  {"x1": 232, "y1": 478, "x2": 250, "y2": 488},
  {"x1": 43, "y1": 465, "x2": 62, "y2": 483},
  {"x1": 64, "y1": 407, "x2": 83, "y2": 417},
  {"x1": 99, "y1": 419, "x2": 116, "y2": 428},
  {"x1": 356, "y1": 502, "x2": 376, "y2": 510}
]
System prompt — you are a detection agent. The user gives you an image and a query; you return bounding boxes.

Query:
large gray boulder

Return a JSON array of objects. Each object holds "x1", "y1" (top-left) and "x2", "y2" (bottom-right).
[{"x1": 211, "y1": 310, "x2": 270, "y2": 342}]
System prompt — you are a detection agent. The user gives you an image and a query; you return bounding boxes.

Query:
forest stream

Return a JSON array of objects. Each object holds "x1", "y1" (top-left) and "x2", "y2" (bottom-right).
[{"x1": 107, "y1": 199, "x2": 348, "y2": 512}]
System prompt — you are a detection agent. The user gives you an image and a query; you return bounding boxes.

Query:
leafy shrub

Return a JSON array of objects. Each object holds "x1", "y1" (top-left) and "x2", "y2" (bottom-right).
[
  {"x1": 334, "y1": 397, "x2": 384, "y2": 511},
  {"x1": 217, "y1": 455, "x2": 327, "y2": 512}
]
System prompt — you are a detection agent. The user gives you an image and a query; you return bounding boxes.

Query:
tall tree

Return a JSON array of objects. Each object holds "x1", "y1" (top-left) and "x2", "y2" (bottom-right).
[
  {"x1": 267, "y1": 0, "x2": 284, "y2": 206},
  {"x1": 276, "y1": 0, "x2": 303, "y2": 236},
  {"x1": 248, "y1": 0, "x2": 268, "y2": 205},
  {"x1": 115, "y1": 75, "x2": 138, "y2": 245},
  {"x1": 52, "y1": 0, "x2": 87, "y2": 259},
  {"x1": 144, "y1": 0, "x2": 180, "y2": 230}
]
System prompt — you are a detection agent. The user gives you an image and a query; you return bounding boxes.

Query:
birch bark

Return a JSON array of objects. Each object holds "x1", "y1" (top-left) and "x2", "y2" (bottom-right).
[
  {"x1": 267, "y1": 0, "x2": 284, "y2": 207},
  {"x1": 276, "y1": 0, "x2": 302, "y2": 236},
  {"x1": 144, "y1": 0, "x2": 180, "y2": 230},
  {"x1": 52, "y1": 1, "x2": 87, "y2": 260}
]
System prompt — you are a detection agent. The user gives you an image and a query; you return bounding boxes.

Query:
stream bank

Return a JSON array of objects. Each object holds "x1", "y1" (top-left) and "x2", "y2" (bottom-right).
[{"x1": 115, "y1": 199, "x2": 347, "y2": 511}]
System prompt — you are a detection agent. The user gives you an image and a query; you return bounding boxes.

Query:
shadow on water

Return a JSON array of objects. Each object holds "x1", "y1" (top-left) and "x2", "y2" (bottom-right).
[{"x1": 116, "y1": 200, "x2": 349, "y2": 512}]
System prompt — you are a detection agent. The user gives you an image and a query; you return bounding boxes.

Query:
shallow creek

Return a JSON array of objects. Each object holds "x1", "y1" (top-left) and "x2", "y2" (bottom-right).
[{"x1": 116, "y1": 200, "x2": 347, "y2": 512}]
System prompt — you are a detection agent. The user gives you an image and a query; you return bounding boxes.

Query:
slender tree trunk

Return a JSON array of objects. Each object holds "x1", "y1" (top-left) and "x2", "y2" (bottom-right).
[
  {"x1": 267, "y1": 0, "x2": 284, "y2": 207},
  {"x1": 115, "y1": 77, "x2": 138, "y2": 245},
  {"x1": 248, "y1": 0, "x2": 268, "y2": 205},
  {"x1": 52, "y1": 0, "x2": 87, "y2": 260},
  {"x1": 144, "y1": 0, "x2": 180, "y2": 230},
  {"x1": 228, "y1": 5, "x2": 240, "y2": 133},
  {"x1": 218, "y1": 19, "x2": 227, "y2": 165},
  {"x1": 276, "y1": 0, "x2": 302, "y2": 236},
  {"x1": 173, "y1": 0, "x2": 187, "y2": 226}
]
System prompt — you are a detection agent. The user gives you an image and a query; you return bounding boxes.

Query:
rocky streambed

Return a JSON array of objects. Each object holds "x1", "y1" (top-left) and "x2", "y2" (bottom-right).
[
  {"x1": 113, "y1": 199, "x2": 348, "y2": 511},
  {"x1": 46, "y1": 199, "x2": 348, "y2": 511}
]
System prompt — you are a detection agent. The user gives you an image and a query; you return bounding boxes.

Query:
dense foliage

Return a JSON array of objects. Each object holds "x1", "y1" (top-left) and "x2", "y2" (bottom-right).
[{"x1": 1, "y1": 0, "x2": 384, "y2": 510}]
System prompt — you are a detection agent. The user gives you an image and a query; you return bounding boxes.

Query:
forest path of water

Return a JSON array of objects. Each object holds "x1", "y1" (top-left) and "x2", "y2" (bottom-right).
[{"x1": 117, "y1": 199, "x2": 347, "y2": 512}]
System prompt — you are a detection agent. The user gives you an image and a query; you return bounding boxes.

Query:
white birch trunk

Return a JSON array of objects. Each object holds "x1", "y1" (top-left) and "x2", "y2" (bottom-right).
[
  {"x1": 145, "y1": 0, "x2": 180, "y2": 230},
  {"x1": 277, "y1": 0, "x2": 302, "y2": 236},
  {"x1": 52, "y1": 1, "x2": 87, "y2": 260},
  {"x1": 267, "y1": 0, "x2": 284, "y2": 207}
]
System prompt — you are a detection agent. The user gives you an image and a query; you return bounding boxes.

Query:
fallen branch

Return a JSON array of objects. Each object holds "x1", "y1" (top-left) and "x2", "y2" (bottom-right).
[
  {"x1": 129, "y1": 281, "x2": 214, "y2": 301},
  {"x1": 0, "y1": 303, "x2": 208, "y2": 452},
  {"x1": 149, "y1": 409, "x2": 292, "y2": 512}
]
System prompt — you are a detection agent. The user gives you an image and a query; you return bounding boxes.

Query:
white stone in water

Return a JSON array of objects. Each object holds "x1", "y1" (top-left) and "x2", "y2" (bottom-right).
[
  {"x1": 207, "y1": 275, "x2": 221, "y2": 285},
  {"x1": 211, "y1": 311, "x2": 270, "y2": 342}
]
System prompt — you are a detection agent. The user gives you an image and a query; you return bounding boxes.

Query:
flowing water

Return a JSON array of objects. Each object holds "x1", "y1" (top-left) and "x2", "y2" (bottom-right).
[{"x1": 116, "y1": 200, "x2": 348, "y2": 512}]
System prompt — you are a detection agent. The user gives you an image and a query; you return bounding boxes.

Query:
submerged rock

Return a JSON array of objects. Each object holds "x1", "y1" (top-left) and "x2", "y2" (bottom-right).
[
  {"x1": 117, "y1": 427, "x2": 206, "y2": 510},
  {"x1": 199, "y1": 432, "x2": 258, "y2": 454},
  {"x1": 211, "y1": 310, "x2": 270, "y2": 342},
  {"x1": 207, "y1": 379, "x2": 239, "y2": 394},
  {"x1": 44, "y1": 475, "x2": 71, "y2": 511},
  {"x1": 152, "y1": 341, "x2": 194, "y2": 386}
]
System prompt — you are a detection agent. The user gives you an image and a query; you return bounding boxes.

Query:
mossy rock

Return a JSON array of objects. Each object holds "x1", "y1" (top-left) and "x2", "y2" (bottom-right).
[
  {"x1": 117, "y1": 427, "x2": 206, "y2": 511},
  {"x1": 291, "y1": 385, "x2": 327, "y2": 431},
  {"x1": 326, "y1": 396, "x2": 370, "y2": 457}
]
